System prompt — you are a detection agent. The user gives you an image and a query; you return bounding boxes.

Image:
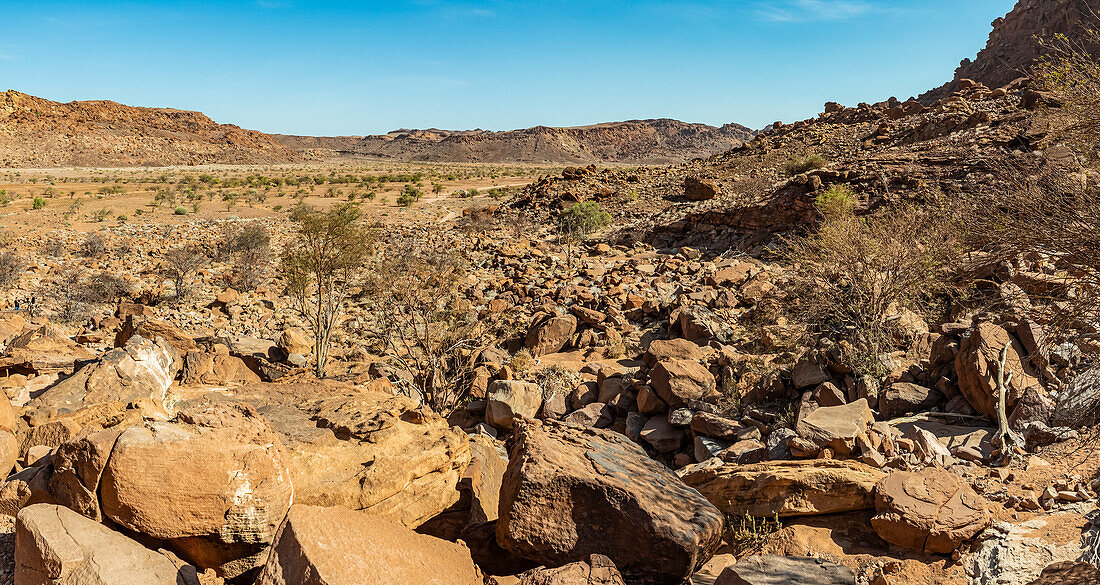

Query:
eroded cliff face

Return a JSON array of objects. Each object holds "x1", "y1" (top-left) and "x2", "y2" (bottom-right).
[{"x1": 923, "y1": 0, "x2": 1100, "y2": 101}]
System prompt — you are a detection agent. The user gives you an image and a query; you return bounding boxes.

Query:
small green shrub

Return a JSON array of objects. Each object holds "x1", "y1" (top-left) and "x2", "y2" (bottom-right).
[
  {"x1": 174, "y1": 206, "x2": 188, "y2": 215},
  {"x1": 32, "y1": 197, "x2": 46, "y2": 210},
  {"x1": 815, "y1": 184, "x2": 857, "y2": 218},
  {"x1": 784, "y1": 154, "x2": 827, "y2": 175}
]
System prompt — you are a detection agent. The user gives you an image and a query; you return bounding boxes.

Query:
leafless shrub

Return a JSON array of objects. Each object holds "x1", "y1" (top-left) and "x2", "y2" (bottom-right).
[
  {"x1": 161, "y1": 245, "x2": 208, "y2": 300},
  {"x1": 75, "y1": 271, "x2": 133, "y2": 304},
  {"x1": 0, "y1": 252, "x2": 24, "y2": 290},
  {"x1": 222, "y1": 224, "x2": 272, "y2": 291},
  {"x1": 361, "y1": 234, "x2": 502, "y2": 416},
  {"x1": 81, "y1": 233, "x2": 109, "y2": 258},
  {"x1": 781, "y1": 190, "x2": 962, "y2": 377}
]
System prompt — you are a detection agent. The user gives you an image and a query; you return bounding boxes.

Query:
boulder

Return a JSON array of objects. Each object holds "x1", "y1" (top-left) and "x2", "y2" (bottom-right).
[
  {"x1": 255, "y1": 505, "x2": 481, "y2": 585},
  {"x1": 277, "y1": 328, "x2": 312, "y2": 356},
  {"x1": 0, "y1": 464, "x2": 55, "y2": 517},
  {"x1": 497, "y1": 419, "x2": 723, "y2": 585},
  {"x1": 114, "y1": 316, "x2": 197, "y2": 356},
  {"x1": 679, "y1": 459, "x2": 885, "y2": 517},
  {"x1": 519, "y1": 555, "x2": 625, "y2": 585},
  {"x1": 650, "y1": 360, "x2": 715, "y2": 408},
  {"x1": 16, "y1": 503, "x2": 189, "y2": 585},
  {"x1": 486, "y1": 380, "x2": 544, "y2": 430},
  {"x1": 0, "y1": 429, "x2": 18, "y2": 478},
  {"x1": 795, "y1": 399, "x2": 874, "y2": 457},
  {"x1": 1050, "y1": 365, "x2": 1100, "y2": 427},
  {"x1": 679, "y1": 306, "x2": 732, "y2": 345},
  {"x1": 684, "y1": 177, "x2": 719, "y2": 201},
  {"x1": 1, "y1": 325, "x2": 96, "y2": 375},
  {"x1": 48, "y1": 403, "x2": 293, "y2": 580},
  {"x1": 268, "y1": 390, "x2": 470, "y2": 528},
  {"x1": 644, "y1": 338, "x2": 703, "y2": 367},
  {"x1": 640, "y1": 415, "x2": 683, "y2": 452},
  {"x1": 180, "y1": 349, "x2": 261, "y2": 386},
  {"x1": 871, "y1": 468, "x2": 993, "y2": 554},
  {"x1": 955, "y1": 323, "x2": 1041, "y2": 419},
  {"x1": 879, "y1": 383, "x2": 944, "y2": 419},
  {"x1": 714, "y1": 555, "x2": 854, "y2": 585},
  {"x1": 25, "y1": 336, "x2": 180, "y2": 421},
  {"x1": 526, "y1": 314, "x2": 577, "y2": 357}
]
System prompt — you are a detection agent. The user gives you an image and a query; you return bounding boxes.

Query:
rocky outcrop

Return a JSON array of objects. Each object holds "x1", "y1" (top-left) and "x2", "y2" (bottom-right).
[
  {"x1": 922, "y1": 0, "x2": 1100, "y2": 101},
  {"x1": 274, "y1": 119, "x2": 755, "y2": 165},
  {"x1": 25, "y1": 335, "x2": 180, "y2": 421},
  {"x1": 0, "y1": 90, "x2": 302, "y2": 167},
  {"x1": 497, "y1": 419, "x2": 724, "y2": 585},
  {"x1": 255, "y1": 504, "x2": 482, "y2": 585},
  {"x1": 270, "y1": 390, "x2": 471, "y2": 527}
]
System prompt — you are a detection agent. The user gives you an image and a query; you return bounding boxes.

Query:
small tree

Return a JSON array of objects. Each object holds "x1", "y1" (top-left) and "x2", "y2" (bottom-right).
[
  {"x1": 220, "y1": 223, "x2": 272, "y2": 291},
  {"x1": 162, "y1": 245, "x2": 207, "y2": 301},
  {"x1": 279, "y1": 203, "x2": 377, "y2": 377},
  {"x1": 558, "y1": 201, "x2": 611, "y2": 268}
]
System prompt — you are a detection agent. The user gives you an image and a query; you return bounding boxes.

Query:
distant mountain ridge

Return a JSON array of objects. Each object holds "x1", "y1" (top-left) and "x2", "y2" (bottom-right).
[
  {"x1": 0, "y1": 90, "x2": 300, "y2": 167},
  {"x1": 273, "y1": 119, "x2": 756, "y2": 165},
  {"x1": 0, "y1": 90, "x2": 755, "y2": 167}
]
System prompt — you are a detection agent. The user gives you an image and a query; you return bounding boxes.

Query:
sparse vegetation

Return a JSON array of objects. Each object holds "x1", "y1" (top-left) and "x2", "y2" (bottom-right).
[
  {"x1": 783, "y1": 153, "x2": 826, "y2": 175},
  {"x1": 0, "y1": 251, "x2": 24, "y2": 290},
  {"x1": 782, "y1": 191, "x2": 960, "y2": 377},
  {"x1": 161, "y1": 245, "x2": 208, "y2": 301}
]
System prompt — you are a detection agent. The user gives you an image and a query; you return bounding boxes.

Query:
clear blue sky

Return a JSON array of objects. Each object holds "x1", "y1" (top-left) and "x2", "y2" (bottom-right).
[{"x1": 0, "y1": 1, "x2": 1017, "y2": 136}]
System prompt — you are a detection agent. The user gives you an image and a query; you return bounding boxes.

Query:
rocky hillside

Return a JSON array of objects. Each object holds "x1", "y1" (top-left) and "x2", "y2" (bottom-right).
[
  {"x1": 0, "y1": 90, "x2": 303, "y2": 167},
  {"x1": 923, "y1": 0, "x2": 1100, "y2": 101},
  {"x1": 273, "y1": 119, "x2": 756, "y2": 165}
]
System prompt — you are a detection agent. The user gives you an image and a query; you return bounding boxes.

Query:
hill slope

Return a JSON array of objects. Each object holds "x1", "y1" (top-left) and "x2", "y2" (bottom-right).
[
  {"x1": 0, "y1": 90, "x2": 302, "y2": 167},
  {"x1": 273, "y1": 119, "x2": 755, "y2": 165},
  {"x1": 923, "y1": 0, "x2": 1100, "y2": 101}
]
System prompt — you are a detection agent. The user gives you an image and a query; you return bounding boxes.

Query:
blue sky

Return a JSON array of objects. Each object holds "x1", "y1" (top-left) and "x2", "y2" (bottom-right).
[{"x1": 0, "y1": 1, "x2": 1017, "y2": 135}]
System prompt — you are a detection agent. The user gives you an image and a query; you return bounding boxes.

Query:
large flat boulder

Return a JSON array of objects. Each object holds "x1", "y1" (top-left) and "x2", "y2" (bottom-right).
[
  {"x1": 48, "y1": 403, "x2": 293, "y2": 581},
  {"x1": 498, "y1": 419, "x2": 724, "y2": 585},
  {"x1": 714, "y1": 555, "x2": 854, "y2": 585},
  {"x1": 1, "y1": 326, "x2": 96, "y2": 375},
  {"x1": 871, "y1": 468, "x2": 993, "y2": 554},
  {"x1": 16, "y1": 503, "x2": 189, "y2": 585},
  {"x1": 519, "y1": 554, "x2": 625, "y2": 585},
  {"x1": 255, "y1": 504, "x2": 481, "y2": 585},
  {"x1": 679, "y1": 459, "x2": 886, "y2": 517},
  {"x1": 955, "y1": 322, "x2": 1041, "y2": 419}
]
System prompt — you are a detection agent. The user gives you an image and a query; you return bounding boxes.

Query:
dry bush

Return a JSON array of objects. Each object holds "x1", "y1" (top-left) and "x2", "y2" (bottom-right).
[
  {"x1": 361, "y1": 235, "x2": 501, "y2": 415},
  {"x1": 0, "y1": 252, "x2": 24, "y2": 290},
  {"x1": 782, "y1": 191, "x2": 961, "y2": 377},
  {"x1": 81, "y1": 233, "x2": 109, "y2": 258},
  {"x1": 1033, "y1": 27, "x2": 1100, "y2": 160},
  {"x1": 221, "y1": 223, "x2": 272, "y2": 291},
  {"x1": 161, "y1": 245, "x2": 208, "y2": 301},
  {"x1": 75, "y1": 271, "x2": 133, "y2": 304}
]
